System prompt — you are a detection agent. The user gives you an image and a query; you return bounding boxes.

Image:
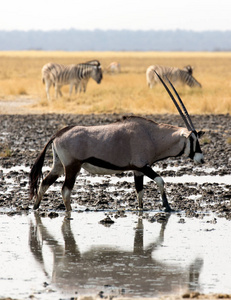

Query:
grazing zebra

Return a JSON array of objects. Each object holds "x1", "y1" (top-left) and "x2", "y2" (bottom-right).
[
  {"x1": 42, "y1": 60, "x2": 103, "y2": 100},
  {"x1": 146, "y1": 65, "x2": 202, "y2": 88},
  {"x1": 105, "y1": 62, "x2": 121, "y2": 74},
  {"x1": 74, "y1": 60, "x2": 100, "y2": 94}
]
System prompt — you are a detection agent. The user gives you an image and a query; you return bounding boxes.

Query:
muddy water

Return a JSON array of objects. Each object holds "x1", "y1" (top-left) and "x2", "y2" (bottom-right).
[{"x1": 0, "y1": 211, "x2": 231, "y2": 300}]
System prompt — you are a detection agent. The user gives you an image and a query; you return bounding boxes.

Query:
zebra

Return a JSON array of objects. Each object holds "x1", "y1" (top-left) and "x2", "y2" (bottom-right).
[
  {"x1": 146, "y1": 65, "x2": 202, "y2": 88},
  {"x1": 42, "y1": 60, "x2": 103, "y2": 100},
  {"x1": 74, "y1": 60, "x2": 100, "y2": 94}
]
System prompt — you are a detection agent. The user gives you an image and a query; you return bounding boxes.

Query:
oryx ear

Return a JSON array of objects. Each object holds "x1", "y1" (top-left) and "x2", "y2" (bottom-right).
[{"x1": 198, "y1": 130, "x2": 205, "y2": 138}]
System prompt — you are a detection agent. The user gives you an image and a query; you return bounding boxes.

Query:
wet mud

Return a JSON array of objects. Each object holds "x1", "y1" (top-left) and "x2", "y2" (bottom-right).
[{"x1": 0, "y1": 113, "x2": 230, "y2": 218}]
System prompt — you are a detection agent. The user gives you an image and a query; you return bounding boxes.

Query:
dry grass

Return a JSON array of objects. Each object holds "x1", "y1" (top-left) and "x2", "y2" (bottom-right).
[{"x1": 0, "y1": 51, "x2": 231, "y2": 114}]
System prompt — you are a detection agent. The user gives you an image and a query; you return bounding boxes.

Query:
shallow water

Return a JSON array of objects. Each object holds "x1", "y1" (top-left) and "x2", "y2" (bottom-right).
[{"x1": 0, "y1": 211, "x2": 231, "y2": 299}]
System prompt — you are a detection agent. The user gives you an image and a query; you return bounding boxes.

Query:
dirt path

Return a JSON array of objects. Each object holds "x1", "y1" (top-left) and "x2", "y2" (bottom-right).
[{"x1": 0, "y1": 97, "x2": 39, "y2": 114}]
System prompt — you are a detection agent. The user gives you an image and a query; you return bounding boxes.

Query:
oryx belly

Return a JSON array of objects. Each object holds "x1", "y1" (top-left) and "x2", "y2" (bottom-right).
[{"x1": 82, "y1": 162, "x2": 125, "y2": 175}]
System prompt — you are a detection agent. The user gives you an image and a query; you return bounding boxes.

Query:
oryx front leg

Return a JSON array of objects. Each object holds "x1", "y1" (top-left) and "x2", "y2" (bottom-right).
[
  {"x1": 62, "y1": 164, "x2": 81, "y2": 212},
  {"x1": 134, "y1": 171, "x2": 144, "y2": 209},
  {"x1": 141, "y1": 165, "x2": 172, "y2": 212}
]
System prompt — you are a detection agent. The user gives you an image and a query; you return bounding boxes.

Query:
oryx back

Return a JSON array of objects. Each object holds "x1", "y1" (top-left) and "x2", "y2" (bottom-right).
[{"x1": 53, "y1": 116, "x2": 190, "y2": 173}]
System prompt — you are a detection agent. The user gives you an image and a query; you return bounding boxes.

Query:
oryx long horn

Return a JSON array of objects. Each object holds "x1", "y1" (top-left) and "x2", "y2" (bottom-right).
[
  {"x1": 154, "y1": 71, "x2": 192, "y2": 131},
  {"x1": 164, "y1": 75, "x2": 196, "y2": 132}
]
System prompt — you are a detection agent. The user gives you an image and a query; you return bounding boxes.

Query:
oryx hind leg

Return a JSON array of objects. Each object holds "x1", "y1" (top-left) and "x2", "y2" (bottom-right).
[
  {"x1": 141, "y1": 165, "x2": 172, "y2": 212},
  {"x1": 34, "y1": 148, "x2": 64, "y2": 210},
  {"x1": 62, "y1": 163, "x2": 81, "y2": 211}
]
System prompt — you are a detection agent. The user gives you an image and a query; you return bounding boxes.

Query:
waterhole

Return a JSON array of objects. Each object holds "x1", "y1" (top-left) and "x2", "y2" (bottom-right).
[{"x1": 0, "y1": 211, "x2": 231, "y2": 299}]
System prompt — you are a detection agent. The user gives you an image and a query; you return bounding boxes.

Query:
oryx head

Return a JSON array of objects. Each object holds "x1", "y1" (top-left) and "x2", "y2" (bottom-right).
[{"x1": 155, "y1": 71, "x2": 205, "y2": 164}]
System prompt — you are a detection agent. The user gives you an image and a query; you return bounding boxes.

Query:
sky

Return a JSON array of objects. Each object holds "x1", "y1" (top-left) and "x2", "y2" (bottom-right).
[{"x1": 1, "y1": 0, "x2": 231, "y2": 32}]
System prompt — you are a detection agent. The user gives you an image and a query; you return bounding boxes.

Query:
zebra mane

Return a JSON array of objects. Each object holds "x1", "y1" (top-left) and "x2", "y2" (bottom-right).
[
  {"x1": 179, "y1": 70, "x2": 201, "y2": 88},
  {"x1": 82, "y1": 60, "x2": 101, "y2": 67},
  {"x1": 75, "y1": 61, "x2": 101, "y2": 78}
]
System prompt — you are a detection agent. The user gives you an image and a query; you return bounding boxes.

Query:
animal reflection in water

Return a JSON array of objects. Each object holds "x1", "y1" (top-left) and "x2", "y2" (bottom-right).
[{"x1": 29, "y1": 213, "x2": 203, "y2": 296}]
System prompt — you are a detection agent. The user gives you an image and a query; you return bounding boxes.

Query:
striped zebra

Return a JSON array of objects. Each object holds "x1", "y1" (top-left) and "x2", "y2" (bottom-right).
[
  {"x1": 74, "y1": 60, "x2": 100, "y2": 94},
  {"x1": 42, "y1": 60, "x2": 103, "y2": 100},
  {"x1": 146, "y1": 65, "x2": 202, "y2": 88}
]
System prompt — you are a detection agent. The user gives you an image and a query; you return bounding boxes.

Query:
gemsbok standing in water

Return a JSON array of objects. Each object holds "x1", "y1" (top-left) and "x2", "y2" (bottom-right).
[
  {"x1": 29, "y1": 72, "x2": 204, "y2": 212},
  {"x1": 146, "y1": 65, "x2": 202, "y2": 88},
  {"x1": 42, "y1": 60, "x2": 103, "y2": 100}
]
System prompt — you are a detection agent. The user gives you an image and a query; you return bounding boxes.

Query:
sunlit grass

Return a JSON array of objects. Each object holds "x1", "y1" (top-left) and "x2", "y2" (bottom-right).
[{"x1": 0, "y1": 51, "x2": 231, "y2": 114}]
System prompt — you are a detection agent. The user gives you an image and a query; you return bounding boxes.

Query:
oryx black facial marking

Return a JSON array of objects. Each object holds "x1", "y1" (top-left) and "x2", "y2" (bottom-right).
[
  {"x1": 186, "y1": 131, "x2": 204, "y2": 163},
  {"x1": 29, "y1": 75, "x2": 204, "y2": 212}
]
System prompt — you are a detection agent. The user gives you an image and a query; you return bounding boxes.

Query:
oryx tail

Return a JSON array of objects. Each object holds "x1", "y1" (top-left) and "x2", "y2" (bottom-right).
[
  {"x1": 29, "y1": 137, "x2": 54, "y2": 200},
  {"x1": 29, "y1": 126, "x2": 74, "y2": 199}
]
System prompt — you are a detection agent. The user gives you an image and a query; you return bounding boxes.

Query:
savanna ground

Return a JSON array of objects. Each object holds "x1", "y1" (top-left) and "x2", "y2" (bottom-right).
[
  {"x1": 0, "y1": 51, "x2": 231, "y2": 300},
  {"x1": 0, "y1": 51, "x2": 231, "y2": 114}
]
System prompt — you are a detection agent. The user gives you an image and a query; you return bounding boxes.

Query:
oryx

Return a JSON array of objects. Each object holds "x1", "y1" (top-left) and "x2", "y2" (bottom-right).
[{"x1": 29, "y1": 72, "x2": 204, "y2": 212}]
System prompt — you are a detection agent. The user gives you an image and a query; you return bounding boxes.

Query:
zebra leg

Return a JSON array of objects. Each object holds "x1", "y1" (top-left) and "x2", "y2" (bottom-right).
[
  {"x1": 62, "y1": 163, "x2": 81, "y2": 211},
  {"x1": 55, "y1": 83, "x2": 59, "y2": 98},
  {"x1": 134, "y1": 171, "x2": 144, "y2": 209},
  {"x1": 45, "y1": 80, "x2": 52, "y2": 100},
  {"x1": 34, "y1": 149, "x2": 64, "y2": 210},
  {"x1": 58, "y1": 87, "x2": 63, "y2": 97},
  {"x1": 149, "y1": 81, "x2": 154, "y2": 88},
  {"x1": 55, "y1": 84, "x2": 63, "y2": 98},
  {"x1": 69, "y1": 83, "x2": 74, "y2": 96},
  {"x1": 83, "y1": 79, "x2": 89, "y2": 92},
  {"x1": 83, "y1": 82, "x2": 87, "y2": 93},
  {"x1": 75, "y1": 81, "x2": 80, "y2": 94},
  {"x1": 140, "y1": 165, "x2": 172, "y2": 212}
]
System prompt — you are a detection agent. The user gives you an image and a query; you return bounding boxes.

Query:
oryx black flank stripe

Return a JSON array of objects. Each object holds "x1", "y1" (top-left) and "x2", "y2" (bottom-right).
[
  {"x1": 81, "y1": 157, "x2": 164, "y2": 181},
  {"x1": 81, "y1": 157, "x2": 135, "y2": 171}
]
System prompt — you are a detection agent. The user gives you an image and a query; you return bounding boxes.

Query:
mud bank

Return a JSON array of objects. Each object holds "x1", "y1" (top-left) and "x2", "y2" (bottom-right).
[{"x1": 0, "y1": 113, "x2": 230, "y2": 218}]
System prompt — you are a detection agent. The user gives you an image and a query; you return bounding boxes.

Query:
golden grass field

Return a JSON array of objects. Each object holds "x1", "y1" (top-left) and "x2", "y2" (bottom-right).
[{"x1": 0, "y1": 51, "x2": 231, "y2": 114}]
